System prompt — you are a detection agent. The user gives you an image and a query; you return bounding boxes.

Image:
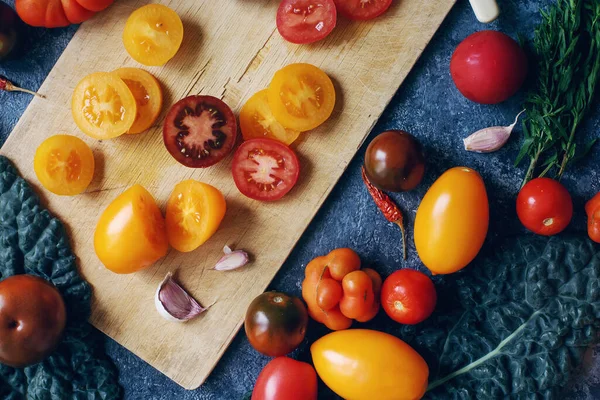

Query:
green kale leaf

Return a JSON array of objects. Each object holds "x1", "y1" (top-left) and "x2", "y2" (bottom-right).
[
  {"x1": 398, "y1": 235, "x2": 600, "y2": 399},
  {"x1": 0, "y1": 156, "x2": 121, "y2": 400}
]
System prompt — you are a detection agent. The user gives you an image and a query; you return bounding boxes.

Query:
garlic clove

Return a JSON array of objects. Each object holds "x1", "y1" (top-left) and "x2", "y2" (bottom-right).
[
  {"x1": 223, "y1": 245, "x2": 233, "y2": 254},
  {"x1": 464, "y1": 110, "x2": 525, "y2": 153},
  {"x1": 155, "y1": 272, "x2": 209, "y2": 322},
  {"x1": 214, "y1": 250, "x2": 250, "y2": 271}
]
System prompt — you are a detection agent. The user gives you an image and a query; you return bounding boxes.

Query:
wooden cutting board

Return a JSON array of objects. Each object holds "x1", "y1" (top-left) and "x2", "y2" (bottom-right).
[{"x1": 1, "y1": 0, "x2": 456, "y2": 389}]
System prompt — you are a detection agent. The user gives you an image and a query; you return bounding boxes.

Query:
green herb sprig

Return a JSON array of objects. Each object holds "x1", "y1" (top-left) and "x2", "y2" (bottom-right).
[{"x1": 516, "y1": 0, "x2": 600, "y2": 186}]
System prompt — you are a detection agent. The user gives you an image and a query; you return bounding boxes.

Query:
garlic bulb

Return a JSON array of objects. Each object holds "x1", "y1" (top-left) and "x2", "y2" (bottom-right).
[
  {"x1": 463, "y1": 110, "x2": 525, "y2": 153},
  {"x1": 155, "y1": 272, "x2": 208, "y2": 322}
]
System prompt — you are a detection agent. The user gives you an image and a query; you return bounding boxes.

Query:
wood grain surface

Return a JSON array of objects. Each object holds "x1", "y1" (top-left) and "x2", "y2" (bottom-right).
[{"x1": 1, "y1": 0, "x2": 456, "y2": 389}]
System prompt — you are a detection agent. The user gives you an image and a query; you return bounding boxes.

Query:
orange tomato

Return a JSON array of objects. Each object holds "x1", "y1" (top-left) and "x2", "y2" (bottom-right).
[
  {"x1": 339, "y1": 270, "x2": 374, "y2": 320},
  {"x1": 74, "y1": 0, "x2": 112, "y2": 12},
  {"x1": 325, "y1": 248, "x2": 361, "y2": 280},
  {"x1": 114, "y1": 68, "x2": 163, "y2": 134},
  {"x1": 122, "y1": 4, "x2": 184, "y2": 67},
  {"x1": 239, "y1": 90, "x2": 301, "y2": 145},
  {"x1": 94, "y1": 185, "x2": 168, "y2": 274},
  {"x1": 311, "y1": 329, "x2": 429, "y2": 400},
  {"x1": 61, "y1": 0, "x2": 95, "y2": 24},
  {"x1": 316, "y1": 278, "x2": 343, "y2": 311},
  {"x1": 33, "y1": 135, "x2": 95, "y2": 196},
  {"x1": 166, "y1": 180, "x2": 226, "y2": 253},
  {"x1": 268, "y1": 63, "x2": 336, "y2": 131},
  {"x1": 15, "y1": 0, "x2": 69, "y2": 27},
  {"x1": 355, "y1": 267, "x2": 381, "y2": 323},
  {"x1": 71, "y1": 72, "x2": 137, "y2": 140},
  {"x1": 414, "y1": 167, "x2": 489, "y2": 275}
]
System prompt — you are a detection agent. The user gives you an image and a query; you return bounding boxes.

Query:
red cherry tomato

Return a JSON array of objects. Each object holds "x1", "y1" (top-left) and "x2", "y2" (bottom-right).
[
  {"x1": 333, "y1": 0, "x2": 392, "y2": 21},
  {"x1": 450, "y1": 30, "x2": 528, "y2": 104},
  {"x1": 276, "y1": 0, "x2": 336, "y2": 44},
  {"x1": 251, "y1": 357, "x2": 318, "y2": 400},
  {"x1": 517, "y1": 177, "x2": 573, "y2": 236},
  {"x1": 381, "y1": 269, "x2": 437, "y2": 325},
  {"x1": 232, "y1": 138, "x2": 300, "y2": 201}
]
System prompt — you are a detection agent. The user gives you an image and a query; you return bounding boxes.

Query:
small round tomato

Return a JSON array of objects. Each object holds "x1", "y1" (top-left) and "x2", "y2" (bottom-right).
[
  {"x1": 517, "y1": 177, "x2": 573, "y2": 236},
  {"x1": 414, "y1": 167, "x2": 489, "y2": 275},
  {"x1": 252, "y1": 357, "x2": 318, "y2": 400},
  {"x1": 268, "y1": 63, "x2": 336, "y2": 132},
  {"x1": 163, "y1": 95, "x2": 237, "y2": 168},
  {"x1": 122, "y1": 4, "x2": 184, "y2": 66},
  {"x1": 240, "y1": 90, "x2": 301, "y2": 145},
  {"x1": 94, "y1": 185, "x2": 168, "y2": 274},
  {"x1": 276, "y1": 0, "x2": 336, "y2": 45},
  {"x1": 0, "y1": 275, "x2": 66, "y2": 368},
  {"x1": 450, "y1": 30, "x2": 528, "y2": 104},
  {"x1": 74, "y1": 0, "x2": 112, "y2": 12},
  {"x1": 245, "y1": 291, "x2": 308, "y2": 357},
  {"x1": 166, "y1": 180, "x2": 226, "y2": 253},
  {"x1": 114, "y1": 68, "x2": 163, "y2": 134},
  {"x1": 34, "y1": 135, "x2": 95, "y2": 196},
  {"x1": 72, "y1": 72, "x2": 137, "y2": 140},
  {"x1": 381, "y1": 269, "x2": 437, "y2": 325},
  {"x1": 333, "y1": 0, "x2": 392, "y2": 21},
  {"x1": 232, "y1": 138, "x2": 300, "y2": 201}
]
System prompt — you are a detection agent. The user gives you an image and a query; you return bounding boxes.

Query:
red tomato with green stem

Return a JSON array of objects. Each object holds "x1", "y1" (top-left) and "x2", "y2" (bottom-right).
[
  {"x1": 251, "y1": 357, "x2": 318, "y2": 400},
  {"x1": 516, "y1": 177, "x2": 573, "y2": 236},
  {"x1": 381, "y1": 269, "x2": 437, "y2": 325},
  {"x1": 333, "y1": 0, "x2": 392, "y2": 21},
  {"x1": 450, "y1": 30, "x2": 528, "y2": 104},
  {"x1": 276, "y1": 0, "x2": 337, "y2": 44}
]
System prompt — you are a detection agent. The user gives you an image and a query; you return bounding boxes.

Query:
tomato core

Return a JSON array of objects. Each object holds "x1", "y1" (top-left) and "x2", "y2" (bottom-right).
[
  {"x1": 394, "y1": 300, "x2": 404, "y2": 311},
  {"x1": 543, "y1": 218, "x2": 554, "y2": 227}
]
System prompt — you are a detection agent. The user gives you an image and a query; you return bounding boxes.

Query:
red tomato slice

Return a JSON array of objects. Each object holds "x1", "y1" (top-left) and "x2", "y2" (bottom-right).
[
  {"x1": 232, "y1": 138, "x2": 300, "y2": 201},
  {"x1": 276, "y1": 0, "x2": 337, "y2": 45},
  {"x1": 333, "y1": 0, "x2": 392, "y2": 21}
]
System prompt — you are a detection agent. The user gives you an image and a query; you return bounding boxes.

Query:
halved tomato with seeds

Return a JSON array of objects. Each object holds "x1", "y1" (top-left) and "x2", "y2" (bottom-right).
[
  {"x1": 333, "y1": 0, "x2": 392, "y2": 21},
  {"x1": 276, "y1": 0, "x2": 337, "y2": 45},
  {"x1": 71, "y1": 72, "x2": 137, "y2": 140},
  {"x1": 33, "y1": 135, "x2": 95, "y2": 196},
  {"x1": 267, "y1": 63, "x2": 335, "y2": 132},
  {"x1": 166, "y1": 180, "x2": 226, "y2": 252},
  {"x1": 240, "y1": 90, "x2": 301, "y2": 145},
  {"x1": 232, "y1": 138, "x2": 300, "y2": 201},
  {"x1": 114, "y1": 68, "x2": 163, "y2": 134},
  {"x1": 163, "y1": 95, "x2": 237, "y2": 168}
]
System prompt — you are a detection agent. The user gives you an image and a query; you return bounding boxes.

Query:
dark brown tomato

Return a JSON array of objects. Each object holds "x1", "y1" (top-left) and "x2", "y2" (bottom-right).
[
  {"x1": 163, "y1": 95, "x2": 238, "y2": 168},
  {"x1": 0, "y1": 275, "x2": 66, "y2": 367},
  {"x1": 364, "y1": 130, "x2": 425, "y2": 192},
  {"x1": 0, "y1": 2, "x2": 24, "y2": 61},
  {"x1": 244, "y1": 291, "x2": 308, "y2": 357}
]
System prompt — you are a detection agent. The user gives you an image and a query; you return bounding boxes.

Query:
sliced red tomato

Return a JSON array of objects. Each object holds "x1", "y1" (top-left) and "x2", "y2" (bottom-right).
[
  {"x1": 334, "y1": 0, "x2": 392, "y2": 20},
  {"x1": 232, "y1": 138, "x2": 300, "y2": 201},
  {"x1": 276, "y1": 0, "x2": 337, "y2": 45}
]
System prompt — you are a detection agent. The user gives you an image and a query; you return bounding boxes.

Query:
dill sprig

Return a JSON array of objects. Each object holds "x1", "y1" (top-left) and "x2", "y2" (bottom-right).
[{"x1": 516, "y1": 0, "x2": 600, "y2": 186}]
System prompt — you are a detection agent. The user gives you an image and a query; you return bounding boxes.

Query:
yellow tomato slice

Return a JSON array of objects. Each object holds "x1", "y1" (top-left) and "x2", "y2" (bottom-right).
[
  {"x1": 114, "y1": 68, "x2": 163, "y2": 134},
  {"x1": 33, "y1": 135, "x2": 95, "y2": 196},
  {"x1": 267, "y1": 63, "x2": 336, "y2": 131},
  {"x1": 122, "y1": 4, "x2": 184, "y2": 67},
  {"x1": 240, "y1": 90, "x2": 301, "y2": 145},
  {"x1": 94, "y1": 185, "x2": 168, "y2": 274},
  {"x1": 166, "y1": 180, "x2": 226, "y2": 253},
  {"x1": 71, "y1": 72, "x2": 137, "y2": 140}
]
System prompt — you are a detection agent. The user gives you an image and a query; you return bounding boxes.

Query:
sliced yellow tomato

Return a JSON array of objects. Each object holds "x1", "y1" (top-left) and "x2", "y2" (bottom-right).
[
  {"x1": 33, "y1": 135, "x2": 95, "y2": 196},
  {"x1": 267, "y1": 63, "x2": 336, "y2": 132},
  {"x1": 114, "y1": 67, "x2": 163, "y2": 134},
  {"x1": 240, "y1": 90, "x2": 300, "y2": 145},
  {"x1": 71, "y1": 72, "x2": 137, "y2": 140},
  {"x1": 414, "y1": 167, "x2": 489, "y2": 275},
  {"x1": 166, "y1": 180, "x2": 226, "y2": 253},
  {"x1": 94, "y1": 185, "x2": 168, "y2": 274},
  {"x1": 122, "y1": 4, "x2": 184, "y2": 67}
]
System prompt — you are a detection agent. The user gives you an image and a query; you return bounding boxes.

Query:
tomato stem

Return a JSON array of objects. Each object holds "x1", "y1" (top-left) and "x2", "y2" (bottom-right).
[
  {"x1": 394, "y1": 220, "x2": 407, "y2": 260},
  {"x1": 0, "y1": 76, "x2": 45, "y2": 98}
]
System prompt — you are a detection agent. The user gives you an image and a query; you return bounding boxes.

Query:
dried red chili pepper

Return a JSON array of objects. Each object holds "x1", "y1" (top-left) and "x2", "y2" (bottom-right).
[
  {"x1": 361, "y1": 166, "x2": 407, "y2": 260},
  {"x1": 0, "y1": 76, "x2": 45, "y2": 98}
]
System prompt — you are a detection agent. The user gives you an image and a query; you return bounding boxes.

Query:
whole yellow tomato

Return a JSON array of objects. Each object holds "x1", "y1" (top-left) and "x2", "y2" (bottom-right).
[
  {"x1": 414, "y1": 167, "x2": 488, "y2": 275},
  {"x1": 311, "y1": 329, "x2": 429, "y2": 400},
  {"x1": 94, "y1": 185, "x2": 168, "y2": 274}
]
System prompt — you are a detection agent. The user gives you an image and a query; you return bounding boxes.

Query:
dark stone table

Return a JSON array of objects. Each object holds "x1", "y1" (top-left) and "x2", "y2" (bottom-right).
[{"x1": 1, "y1": 0, "x2": 599, "y2": 398}]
